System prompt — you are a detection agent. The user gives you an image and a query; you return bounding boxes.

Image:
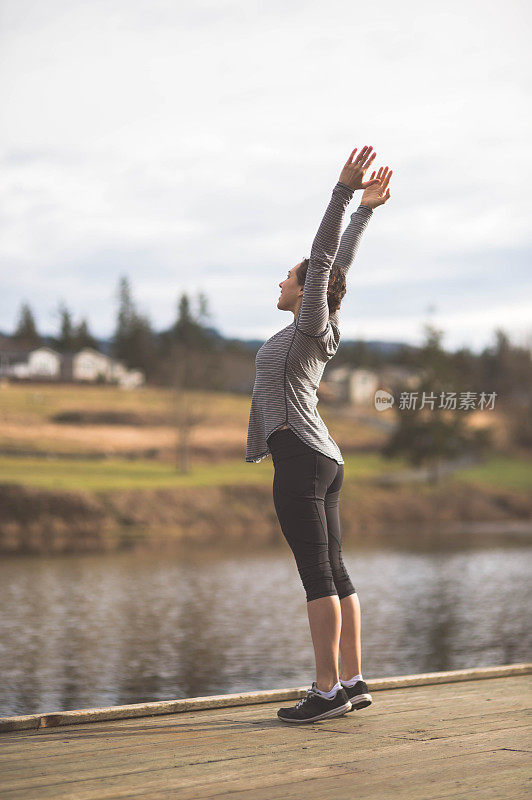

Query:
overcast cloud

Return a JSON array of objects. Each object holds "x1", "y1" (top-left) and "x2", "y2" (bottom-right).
[{"x1": 1, "y1": 0, "x2": 530, "y2": 351}]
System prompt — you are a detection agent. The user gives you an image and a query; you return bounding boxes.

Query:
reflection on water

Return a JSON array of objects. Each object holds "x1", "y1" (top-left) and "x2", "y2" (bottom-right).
[{"x1": 1, "y1": 528, "x2": 531, "y2": 716}]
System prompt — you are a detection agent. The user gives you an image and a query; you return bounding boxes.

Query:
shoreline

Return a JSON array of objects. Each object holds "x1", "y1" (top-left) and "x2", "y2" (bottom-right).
[
  {"x1": 1, "y1": 479, "x2": 531, "y2": 555},
  {"x1": 2, "y1": 663, "x2": 530, "y2": 732}
]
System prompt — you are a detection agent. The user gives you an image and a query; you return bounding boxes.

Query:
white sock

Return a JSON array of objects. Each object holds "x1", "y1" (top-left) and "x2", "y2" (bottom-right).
[
  {"x1": 314, "y1": 680, "x2": 342, "y2": 699},
  {"x1": 340, "y1": 673, "x2": 363, "y2": 686}
]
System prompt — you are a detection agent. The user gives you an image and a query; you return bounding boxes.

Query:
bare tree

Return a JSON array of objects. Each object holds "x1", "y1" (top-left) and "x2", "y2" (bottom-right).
[{"x1": 167, "y1": 341, "x2": 217, "y2": 473}]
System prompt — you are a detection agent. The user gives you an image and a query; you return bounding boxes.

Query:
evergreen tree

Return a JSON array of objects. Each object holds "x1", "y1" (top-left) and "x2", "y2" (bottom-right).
[
  {"x1": 128, "y1": 312, "x2": 156, "y2": 372},
  {"x1": 112, "y1": 275, "x2": 156, "y2": 374},
  {"x1": 172, "y1": 293, "x2": 196, "y2": 344},
  {"x1": 55, "y1": 301, "x2": 75, "y2": 352},
  {"x1": 169, "y1": 291, "x2": 215, "y2": 350},
  {"x1": 480, "y1": 327, "x2": 531, "y2": 405},
  {"x1": 196, "y1": 291, "x2": 211, "y2": 326},
  {"x1": 73, "y1": 318, "x2": 99, "y2": 350},
  {"x1": 113, "y1": 276, "x2": 138, "y2": 364},
  {"x1": 13, "y1": 302, "x2": 40, "y2": 346},
  {"x1": 382, "y1": 324, "x2": 492, "y2": 482}
]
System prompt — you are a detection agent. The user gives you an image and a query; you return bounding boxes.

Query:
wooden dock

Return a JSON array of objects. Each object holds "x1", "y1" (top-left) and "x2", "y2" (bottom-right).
[{"x1": 1, "y1": 664, "x2": 530, "y2": 799}]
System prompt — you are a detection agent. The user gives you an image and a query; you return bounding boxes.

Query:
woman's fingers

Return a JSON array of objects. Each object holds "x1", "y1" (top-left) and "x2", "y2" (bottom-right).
[
  {"x1": 354, "y1": 145, "x2": 372, "y2": 164},
  {"x1": 365, "y1": 151, "x2": 377, "y2": 169},
  {"x1": 360, "y1": 152, "x2": 376, "y2": 173},
  {"x1": 374, "y1": 168, "x2": 391, "y2": 196},
  {"x1": 345, "y1": 147, "x2": 358, "y2": 165}
]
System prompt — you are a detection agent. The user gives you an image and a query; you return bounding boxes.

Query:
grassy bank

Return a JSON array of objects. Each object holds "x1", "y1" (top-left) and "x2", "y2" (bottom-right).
[
  {"x1": 452, "y1": 457, "x2": 532, "y2": 492},
  {"x1": 0, "y1": 452, "x2": 531, "y2": 492},
  {"x1": 1, "y1": 460, "x2": 531, "y2": 555},
  {"x1": 0, "y1": 452, "x2": 409, "y2": 491}
]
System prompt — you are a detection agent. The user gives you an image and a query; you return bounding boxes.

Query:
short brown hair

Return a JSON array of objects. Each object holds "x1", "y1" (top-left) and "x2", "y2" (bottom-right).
[{"x1": 296, "y1": 258, "x2": 346, "y2": 315}]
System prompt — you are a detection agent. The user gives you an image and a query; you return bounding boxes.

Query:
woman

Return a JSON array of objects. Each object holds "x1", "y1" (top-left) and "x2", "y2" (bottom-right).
[{"x1": 246, "y1": 146, "x2": 392, "y2": 723}]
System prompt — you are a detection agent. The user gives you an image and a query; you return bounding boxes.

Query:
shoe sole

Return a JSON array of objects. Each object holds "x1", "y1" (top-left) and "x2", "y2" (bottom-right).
[
  {"x1": 347, "y1": 693, "x2": 372, "y2": 711},
  {"x1": 277, "y1": 700, "x2": 352, "y2": 724}
]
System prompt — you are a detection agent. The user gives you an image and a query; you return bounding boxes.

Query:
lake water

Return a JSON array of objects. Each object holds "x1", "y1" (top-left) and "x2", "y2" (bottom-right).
[{"x1": 1, "y1": 526, "x2": 531, "y2": 717}]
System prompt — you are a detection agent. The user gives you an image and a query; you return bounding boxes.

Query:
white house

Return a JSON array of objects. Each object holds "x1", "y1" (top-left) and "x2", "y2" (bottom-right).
[
  {"x1": 72, "y1": 348, "x2": 113, "y2": 382},
  {"x1": 71, "y1": 348, "x2": 145, "y2": 387},
  {"x1": 0, "y1": 340, "x2": 145, "y2": 387},
  {"x1": 10, "y1": 346, "x2": 62, "y2": 379}
]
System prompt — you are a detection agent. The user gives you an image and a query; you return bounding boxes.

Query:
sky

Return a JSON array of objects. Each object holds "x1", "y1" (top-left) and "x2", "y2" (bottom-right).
[{"x1": 1, "y1": 0, "x2": 531, "y2": 352}]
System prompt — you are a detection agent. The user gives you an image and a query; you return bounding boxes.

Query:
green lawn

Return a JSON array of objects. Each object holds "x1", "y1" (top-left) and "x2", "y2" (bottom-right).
[
  {"x1": 451, "y1": 456, "x2": 532, "y2": 492},
  {"x1": 0, "y1": 451, "x2": 530, "y2": 494},
  {"x1": 0, "y1": 455, "x2": 262, "y2": 491},
  {"x1": 0, "y1": 452, "x2": 405, "y2": 492}
]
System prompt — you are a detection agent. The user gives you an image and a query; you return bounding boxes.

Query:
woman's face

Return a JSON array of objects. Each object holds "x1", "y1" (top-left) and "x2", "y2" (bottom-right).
[{"x1": 277, "y1": 261, "x2": 304, "y2": 311}]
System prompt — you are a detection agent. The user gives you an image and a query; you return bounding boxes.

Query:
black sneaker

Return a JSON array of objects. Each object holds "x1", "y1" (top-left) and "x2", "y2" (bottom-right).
[
  {"x1": 340, "y1": 679, "x2": 373, "y2": 711},
  {"x1": 277, "y1": 681, "x2": 352, "y2": 724}
]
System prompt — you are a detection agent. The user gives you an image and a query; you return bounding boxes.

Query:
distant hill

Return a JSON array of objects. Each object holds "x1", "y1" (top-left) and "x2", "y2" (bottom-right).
[
  {"x1": 0, "y1": 328, "x2": 418, "y2": 359},
  {"x1": 236, "y1": 337, "x2": 419, "y2": 356}
]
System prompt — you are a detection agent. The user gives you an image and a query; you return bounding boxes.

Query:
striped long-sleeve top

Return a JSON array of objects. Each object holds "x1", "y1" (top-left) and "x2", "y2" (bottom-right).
[{"x1": 245, "y1": 180, "x2": 373, "y2": 464}]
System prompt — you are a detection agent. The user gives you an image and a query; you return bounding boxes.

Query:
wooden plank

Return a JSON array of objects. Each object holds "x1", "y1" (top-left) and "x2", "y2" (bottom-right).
[
  {"x1": 0, "y1": 729, "x2": 528, "y2": 800},
  {"x1": 0, "y1": 675, "x2": 529, "y2": 799},
  {"x1": 1, "y1": 674, "x2": 529, "y2": 759},
  {"x1": 1, "y1": 662, "x2": 530, "y2": 733}
]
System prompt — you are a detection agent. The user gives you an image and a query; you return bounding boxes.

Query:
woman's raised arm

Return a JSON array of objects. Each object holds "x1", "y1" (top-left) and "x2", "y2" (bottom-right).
[
  {"x1": 329, "y1": 164, "x2": 393, "y2": 326},
  {"x1": 296, "y1": 146, "x2": 379, "y2": 337}
]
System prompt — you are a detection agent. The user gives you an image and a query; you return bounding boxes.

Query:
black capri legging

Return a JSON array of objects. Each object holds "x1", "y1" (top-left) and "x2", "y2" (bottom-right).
[{"x1": 267, "y1": 427, "x2": 356, "y2": 603}]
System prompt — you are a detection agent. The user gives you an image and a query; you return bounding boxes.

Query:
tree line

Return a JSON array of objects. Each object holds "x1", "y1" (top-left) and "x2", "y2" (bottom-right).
[
  {"x1": 7, "y1": 277, "x2": 532, "y2": 418},
  {"x1": 8, "y1": 276, "x2": 252, "y2": 388}
]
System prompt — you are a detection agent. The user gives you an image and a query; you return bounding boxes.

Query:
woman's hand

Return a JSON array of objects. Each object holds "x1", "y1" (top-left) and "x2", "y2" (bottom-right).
[
  {"x1": 360, "y1": 165, "x2": 392, "y2": 209},
  {"x1": 338, "y1": 146, "x2": 380, "y2": 191}
]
